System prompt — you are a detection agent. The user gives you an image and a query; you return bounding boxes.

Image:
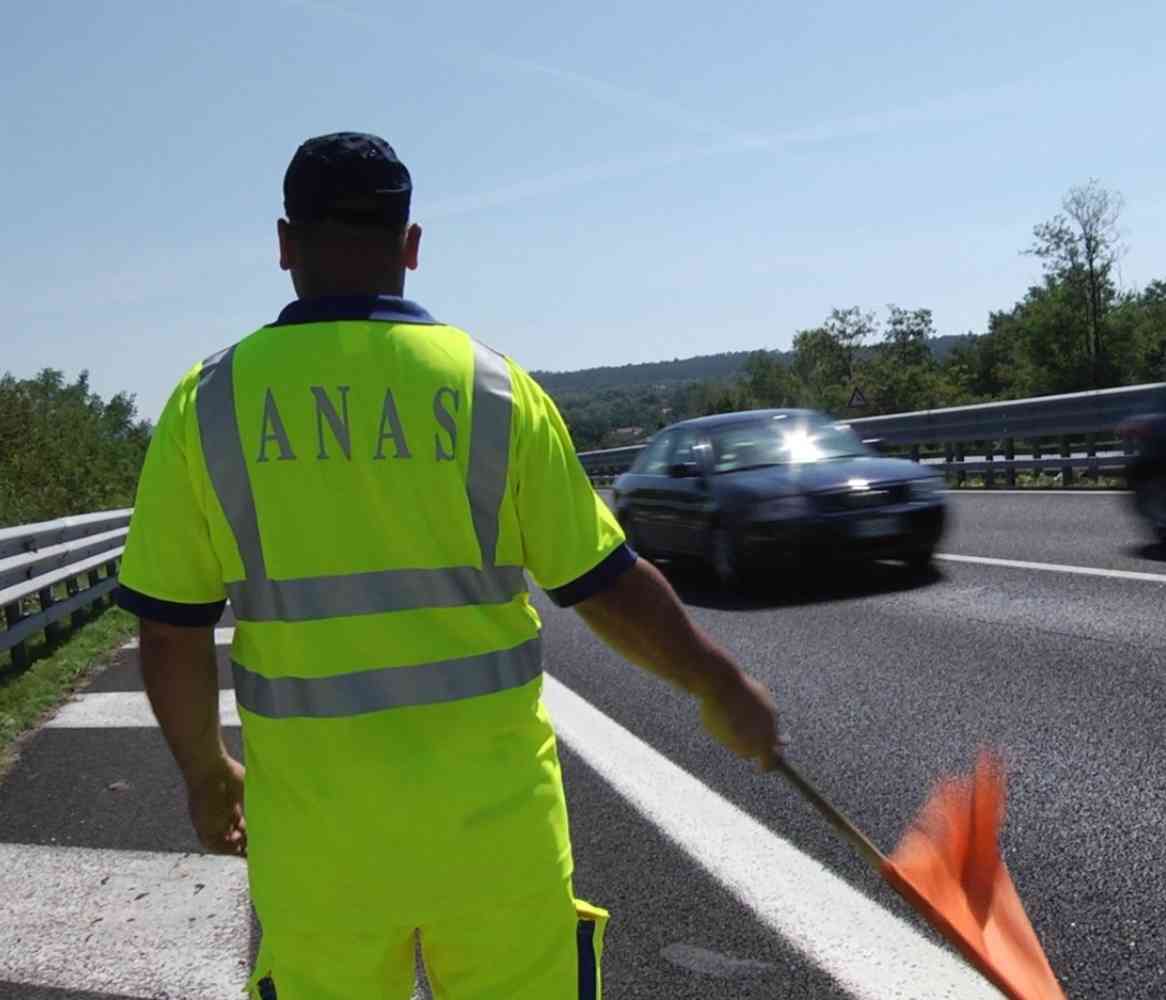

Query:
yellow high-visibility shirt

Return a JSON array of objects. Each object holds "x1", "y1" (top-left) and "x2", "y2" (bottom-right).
[{"x1": 116, "y1": 295, "x2": 632, "y2": 930}]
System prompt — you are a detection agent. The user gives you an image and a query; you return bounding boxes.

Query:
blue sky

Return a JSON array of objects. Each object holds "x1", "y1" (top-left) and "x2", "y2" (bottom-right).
[{"x1": 3, "y1": 0, "x2": 1164, "y2": 420}]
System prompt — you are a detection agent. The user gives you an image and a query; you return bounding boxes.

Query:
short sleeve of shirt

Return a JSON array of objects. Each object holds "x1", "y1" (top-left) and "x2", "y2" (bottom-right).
[
  {"x1": 509, "y1": 364, "x2": 634, "y2": 606},
  {"x1": 114, "y1": 365, "x2": 227, "y2": 626}
]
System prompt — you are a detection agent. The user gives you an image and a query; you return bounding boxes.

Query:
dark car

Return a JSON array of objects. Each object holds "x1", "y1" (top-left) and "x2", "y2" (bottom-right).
[
  {"x1": 1119, "y1": 410, "x2": 1166, "y2": 542},
  {"x1": 611, "y1": 409, "x2": 946, "y2": 586}
]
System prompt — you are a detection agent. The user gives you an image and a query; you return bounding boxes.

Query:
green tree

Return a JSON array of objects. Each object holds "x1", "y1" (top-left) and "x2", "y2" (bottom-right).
[
  {"x1": 0, "y1": 369, "x2": 151, "y2": 527},
  {"x1": 862, "y1": 306, "x2": 971, "y2": 414},
  {"x1": 1110, "y1": 280, "x2": 1166, "y2": 383},
  {"x1": 823, "y1": 306, "x2": 878, "y2": 382},
  {"x1": 740, "y1": 351, "x2": 797, "y2": 408},
  {"x1": 789, "y1": 306, "x2": 878, "y2": 413},
  {"x1": 1026, "y1": 179, "x2": 1125, "y2": 388}
]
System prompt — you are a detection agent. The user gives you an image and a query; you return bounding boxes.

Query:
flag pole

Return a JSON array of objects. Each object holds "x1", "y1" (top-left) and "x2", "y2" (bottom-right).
[{"x1": 771, "y1": 758, "x2": 887, "y2": 872}]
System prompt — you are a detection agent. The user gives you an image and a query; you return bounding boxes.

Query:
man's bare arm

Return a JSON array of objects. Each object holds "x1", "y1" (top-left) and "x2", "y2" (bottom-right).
[
  {"x1": 573, "y1": 557, "x2": 736, "y2": 696},
  {"x1": 139, "y1": 620, "x2": 225, "y2": 781},
  {"x1": 574, "y1": 556, "x2": 781, "y2": 765},
  {"x1": 138, "y1": 619, "x2": 246, "y2": 855}
]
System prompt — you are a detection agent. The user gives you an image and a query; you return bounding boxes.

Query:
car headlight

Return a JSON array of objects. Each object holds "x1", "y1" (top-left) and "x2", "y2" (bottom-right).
[
  {"x1": 909, "y1": 476, "x2": 946, "y2": 501},
  {"x1": 751, "y1": 495, "x2": 810, "y2": 520}
]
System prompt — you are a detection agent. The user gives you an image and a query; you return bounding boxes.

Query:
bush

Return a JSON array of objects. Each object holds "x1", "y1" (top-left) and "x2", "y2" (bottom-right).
[{"x1": 0, "y1": 370, "x2": 151, "y2": 528}]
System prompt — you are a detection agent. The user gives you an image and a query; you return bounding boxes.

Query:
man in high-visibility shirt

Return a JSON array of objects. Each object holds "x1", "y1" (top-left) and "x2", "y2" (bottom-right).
[{"x1": 115, "y1": 132, "x2": 781, "y2": 1000}]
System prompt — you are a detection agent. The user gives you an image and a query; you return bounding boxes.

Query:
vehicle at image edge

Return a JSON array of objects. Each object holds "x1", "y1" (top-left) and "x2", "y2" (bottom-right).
[
  {"x1": 1119, "y1": 406, "x2": 1166, "y2": 542},
  {"x1": 611, "y1": 409, "x2": 947, "y2": 587}
]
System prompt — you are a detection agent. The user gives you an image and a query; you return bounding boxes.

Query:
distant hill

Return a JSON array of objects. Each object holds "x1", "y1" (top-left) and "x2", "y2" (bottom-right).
[
  {"x1": 531, "y1": 334, "x2": 977, "y2": 393},
  {"x1": 531, "y1": 350, "x2": 760, "y2": 393}
]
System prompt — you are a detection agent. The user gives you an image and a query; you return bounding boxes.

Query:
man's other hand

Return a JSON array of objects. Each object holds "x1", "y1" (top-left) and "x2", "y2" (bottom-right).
[{"x1": 186, "y1": 755, "x2": 247, "y2": 856}]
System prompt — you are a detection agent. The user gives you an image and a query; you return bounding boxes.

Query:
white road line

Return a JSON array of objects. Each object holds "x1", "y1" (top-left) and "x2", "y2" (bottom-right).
[
  {"x1": 541, "y1": 676, "x2": 995, "y2": 999},
  {"x1": 46, "y1": 689, "x2": 241, "y2": 728},
  {"x1": 0, "y1": 843, "x2": 251, "y2": 999},
  {"x1": 120, "y1": 627, "x2": 236, "y2": 650},
  {"x1": 935, "y1": 552, "x2": 1166, "y2": 584}
]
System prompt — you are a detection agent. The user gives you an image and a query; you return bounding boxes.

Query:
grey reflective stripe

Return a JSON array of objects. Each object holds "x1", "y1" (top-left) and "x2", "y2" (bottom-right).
[
  {"x1": 233, "y1": 636, "x2": 542, "y2": 718},
  {"x1": 225, "y1": 565, "x2": 526, "y2": 622},
  {"x1": 468, "y1": 342, "x2": 513, "y2": 567},
  {"x1": 197, "y1": 348, "x2": 267, "y2": 581},
  {"x1": 196, "y1": 334, "x2": 523, "y2": 621}
]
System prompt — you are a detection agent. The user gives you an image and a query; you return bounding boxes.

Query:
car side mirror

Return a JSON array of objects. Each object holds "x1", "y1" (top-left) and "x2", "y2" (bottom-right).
[{"x1": 668, "y1": 461, "x2": 700, "y2": 478}]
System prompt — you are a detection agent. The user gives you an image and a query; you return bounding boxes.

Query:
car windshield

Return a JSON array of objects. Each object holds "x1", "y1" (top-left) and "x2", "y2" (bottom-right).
[{"x1": 709, "y1": 419, "x2": 867, "y2": 472}]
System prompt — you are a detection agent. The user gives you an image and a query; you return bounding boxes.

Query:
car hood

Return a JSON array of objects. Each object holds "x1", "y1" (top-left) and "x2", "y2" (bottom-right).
[{"x1": 714, "y1": 455, "x2": 936, "y2": 501}]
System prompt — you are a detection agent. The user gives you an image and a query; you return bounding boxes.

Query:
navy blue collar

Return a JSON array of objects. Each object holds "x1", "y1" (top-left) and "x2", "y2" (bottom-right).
[{"x1": 271, "y1": 295, "x2": 437, "y2": 327}]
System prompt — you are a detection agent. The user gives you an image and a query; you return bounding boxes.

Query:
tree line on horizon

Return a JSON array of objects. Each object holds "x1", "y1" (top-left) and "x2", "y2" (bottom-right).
[{"x1": 549, "y1": 180, "x2": 1166, "y2": 451}]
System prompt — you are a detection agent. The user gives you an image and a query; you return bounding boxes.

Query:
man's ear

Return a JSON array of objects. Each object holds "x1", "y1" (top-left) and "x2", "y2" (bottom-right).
[
  {"x1": 402, "y1": 223, "x2": 422, "y2": 271},
  {"x1": 277, "y1": 218, "x2": 296, "y2": 272}
]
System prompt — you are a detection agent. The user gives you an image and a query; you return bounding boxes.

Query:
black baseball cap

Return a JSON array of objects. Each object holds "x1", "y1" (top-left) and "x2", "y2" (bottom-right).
[{"x1": 283, "y1": 132, "x2": 412, "y2": 227}]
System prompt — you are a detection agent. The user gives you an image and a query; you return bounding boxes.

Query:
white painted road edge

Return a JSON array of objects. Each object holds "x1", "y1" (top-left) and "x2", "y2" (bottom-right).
[
  {"x1": 542, "y1": 675, "x2": 996, "y2": 1000},
  {"x1": 42, "y1": 628, "x2": 994, "y2": 1000},
  {"x1": 120, "y1": 627, "x2": 237, "y2": 650},
  {"x1": 46, "y1": 688, "x2": 242, "y2": 728},
  {"x1": 935, "y1": 552, "x2": 1166, "y2": 584}
]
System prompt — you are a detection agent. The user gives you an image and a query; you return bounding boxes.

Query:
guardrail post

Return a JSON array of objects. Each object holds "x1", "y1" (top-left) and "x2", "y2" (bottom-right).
[
  {"x1": 38, "y1": 586, "x2": 63, "y2": 644},
  {"x1": 1085, "y1": 432, "x2": 1098, "y2": 481},
  {"x1": 1005, "y1": 437, "x2": 1016, "y2": 487},
  {"x1": 4, "y1": 602, "x2": 29, "y2": 670},
  {"x1": 66, "y1": 575, "x2": 86, "y2": 629},
  {"x1": 87, "y1": 569, "x2": 104, "y2": 609},
  {"x1": 983, "y1": 440, "x2": 995, "y2": 490},
  {"x1": 954, "y1": 442, "x2": 966, "y2": 487},
  {"x1": 1059, "y1": 435, "x2": 1074, "y2": 486},
  {"x1": 910, "y1": 444, "x2": 920, "y2": 463}
]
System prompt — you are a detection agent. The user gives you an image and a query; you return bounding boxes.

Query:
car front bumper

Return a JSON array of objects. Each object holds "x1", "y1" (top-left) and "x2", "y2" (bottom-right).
[{"x1": 734, "y1": 502, "x2": 946, "y2": 569}]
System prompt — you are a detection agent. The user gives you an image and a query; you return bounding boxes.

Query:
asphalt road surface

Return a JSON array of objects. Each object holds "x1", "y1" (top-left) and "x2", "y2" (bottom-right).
[{"x1": 2, "y1": 489, "x2": 1164, "y2": 998}]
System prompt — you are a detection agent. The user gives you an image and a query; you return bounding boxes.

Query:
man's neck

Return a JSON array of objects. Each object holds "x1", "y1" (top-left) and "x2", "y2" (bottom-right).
[
  {"x1": 299, "y1": 285, "x2": 404, "y2": 299},
  {"x1": 293, "y1": 271, "x2": 405, "y2": 299}
]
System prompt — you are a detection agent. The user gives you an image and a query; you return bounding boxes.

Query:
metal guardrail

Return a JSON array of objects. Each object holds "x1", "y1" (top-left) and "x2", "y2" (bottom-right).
[
  {"x1": 577, "y1": 382, "x2": 1166, "y2": 487},
  {"x1": 845, "y1": 382, "x2": 1166, "y2": 442},
  {"x1": 0, "y1": 510, "x2": 129, "y2": 669}
]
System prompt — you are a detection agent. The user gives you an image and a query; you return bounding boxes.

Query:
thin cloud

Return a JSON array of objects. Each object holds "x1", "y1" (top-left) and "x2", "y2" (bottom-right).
[
  {"x1": 276, "y1": 0, "x2": 380, "y2": 27},
  {"x1": 422, "y1": 80, "x2": 1033, "y2": 219},
  {"x1": 463, "y1": 44, "x2": 1030, "y2": 153},
  {"x1": 272, "y1": 0, "x2": 1032, "y2": 218},
  {"x1": 421, "y1": 138, "x2": 753, "y2": 219},
  {"x1": 465, "y1": 48, "x2": 763, "y2": 144}
]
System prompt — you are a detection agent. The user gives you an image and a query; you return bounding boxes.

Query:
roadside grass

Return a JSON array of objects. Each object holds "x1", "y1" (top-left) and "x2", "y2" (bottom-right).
[
  {"x1": 596, "y1": 472, "x2": 1131, "y2": 490},
  {"x1": 945, "y1": 471, "x2": 1128, "y2": 490},
  {"x1": 0, "y1": 606, "x2": 136, "y2": 776}
]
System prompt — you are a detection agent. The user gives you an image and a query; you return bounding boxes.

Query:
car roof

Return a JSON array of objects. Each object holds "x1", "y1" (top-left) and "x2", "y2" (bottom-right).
[{"x1": 663, "y1": 408, "x2": 826, "y2": 432}]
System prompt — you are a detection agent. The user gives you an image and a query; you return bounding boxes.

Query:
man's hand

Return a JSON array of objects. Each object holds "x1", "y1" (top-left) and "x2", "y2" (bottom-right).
[
  {"x1": 700, "y1": 669, "x2": 783, "y2": 769},
  {"x1": 186, "y1": 755, "x2": 247, "y2": 856}
]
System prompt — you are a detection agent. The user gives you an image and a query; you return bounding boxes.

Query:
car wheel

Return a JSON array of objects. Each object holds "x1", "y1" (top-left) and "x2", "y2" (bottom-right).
[
  {"x1": 1134, "y1": 474, "x2": 1166, "y2": 532},
  {"x1": 710, "y1": 526, "x2": 740, "y2": 589},
  {"x1": 904, "y1": 548, "x2": 935, "y2": 573}
]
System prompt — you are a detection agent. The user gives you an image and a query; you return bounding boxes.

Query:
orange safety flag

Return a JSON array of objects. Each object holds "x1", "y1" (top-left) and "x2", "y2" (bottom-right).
[{"x1": 882, "y1": 752, "x2": 1066, "y2": 1000}]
